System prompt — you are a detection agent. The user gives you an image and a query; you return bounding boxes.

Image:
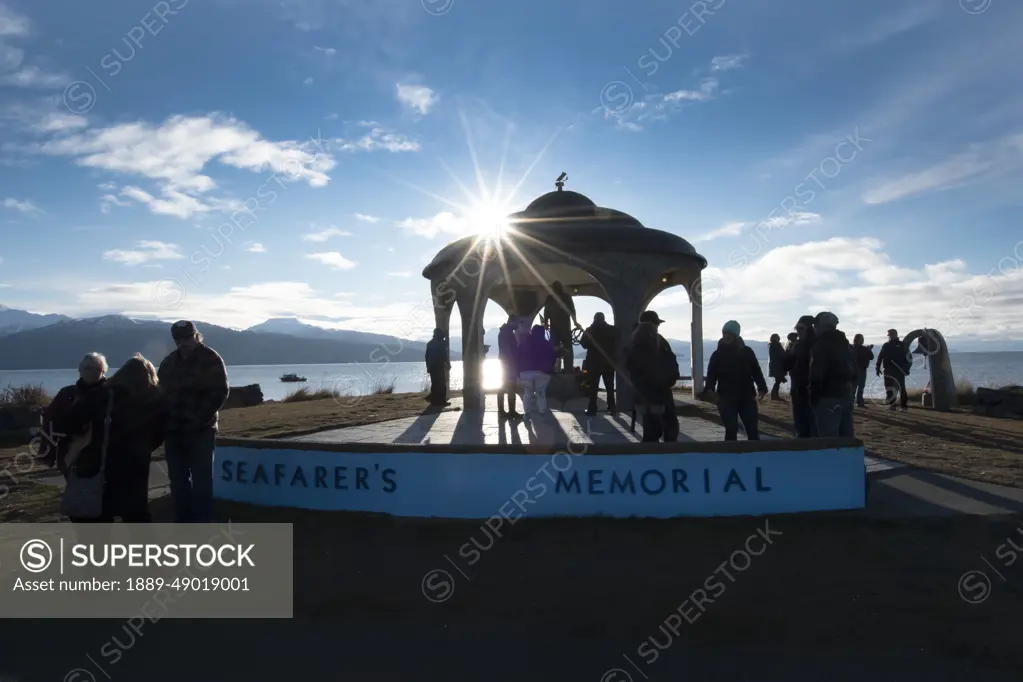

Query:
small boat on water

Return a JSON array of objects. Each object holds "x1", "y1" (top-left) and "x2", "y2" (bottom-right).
[{"x1": 279, "y1": 373, "x2": 307, "y2": 383}]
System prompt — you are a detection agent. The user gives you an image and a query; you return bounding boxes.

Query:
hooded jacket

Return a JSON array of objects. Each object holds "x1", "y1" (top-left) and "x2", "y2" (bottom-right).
[
  {"x1": 786, "y1": 315, "x2": 818, "y2": 399},
  {"x1": 518, "y1": 326, "x2": 556, "y2": 374},
  {"x1": 706, "y1": 337, "x2": 769, "y2": 400},
  {"x1": 809, "y1": 328, "x2": 857, "y2": 401}
]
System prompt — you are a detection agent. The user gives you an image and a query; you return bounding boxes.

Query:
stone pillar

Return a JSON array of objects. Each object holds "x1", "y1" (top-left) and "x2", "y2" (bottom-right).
[
  {"x1": 431, "y1": 279, "x2": 455, "y2": 399},
  {"x1": 608, "y1": 286, "x2": 645, "y2": 414},
  {"x1": 456, "y1": 290, "x2": 486, "y2": 412},
  {"x1": 690, "y1": 278, "x2": 705, "y2": 396}
]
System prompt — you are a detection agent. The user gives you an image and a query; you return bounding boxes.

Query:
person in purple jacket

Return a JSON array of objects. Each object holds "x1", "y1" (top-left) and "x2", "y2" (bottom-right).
[{"x1": 517, "y1": 325, "x2": 556, "y2": 417}]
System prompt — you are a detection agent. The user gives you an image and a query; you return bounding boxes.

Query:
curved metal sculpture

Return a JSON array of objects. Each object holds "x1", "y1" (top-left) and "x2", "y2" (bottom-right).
[{"x1": 903, "y1": 328, "x2": 957, "y2": 411}]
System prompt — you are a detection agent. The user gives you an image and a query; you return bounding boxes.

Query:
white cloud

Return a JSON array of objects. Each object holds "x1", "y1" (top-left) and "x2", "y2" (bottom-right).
[
  {"x1": 33, "y1": 112, "x2": 88, "y2": 133},
  {"x1": 314, "y1": 46, "x2": 336, "y2": 56},
  {"x1": 396, "y1": 83, "x2": 439, "y2": 116},
  {"x1": 710, "y1": 55, "x2": 746, "y2": 72},
  {"x1": 395, "y1": 211, "x2": 474, "y2": 239},
  {"x1": 306, "y1": 252, "x2": 358, "y2": 269},
  {"x1": 246, "y1": 242, "x2": 266, "y2": 253},
  {"x1": 332, "y1": 126, "x2": 420, "y2": 152},
  {"x1": 0, "y1": 43, "x2": 23, "y2": 70},
  {"x1": 99, "y1": 194, "x2": 130, "y2": 213},
  {"x1": 301, "y1": 226, "x2": 353, "y2": 242},
  {"x1": 354, "y1": 212, "x2": 379, "y2": 223},
  {"x1": 649, "y1": 236, "x2": 1023, "y2": 344},
  {"x1": 0, "y1": 65, "x2": 68, "y2": 88},
  {"x1": 664, "y1": 79, "x2": 719, "y2": 103},
  {"x1": 119, "y1": 185, "x2": 212, "y2": 220},
  {"x1": 0, "y1": 3, "x2": 30, "y2": 37},
  {"x1": 387, "y1": 271, "x2": 411, "y2": 277},
  {"x1": 3, "y1": 197, "x2": 41, "y2": 213},
  {"x1": 861, "y1": 135, "x2": 1023, "y2": 205},
  {"x1": 693, "y1": 212, "x2": 821, "y2": 242},
  {"x1": 102, "y1": 241, "x2": 184, "y2": 266}
]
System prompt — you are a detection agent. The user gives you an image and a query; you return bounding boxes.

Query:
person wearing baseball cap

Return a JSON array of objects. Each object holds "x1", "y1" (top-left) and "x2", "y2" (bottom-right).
[
  {"x1": 633, "y1": 310, "x2": 680, "y2": 441},
  {"x1": 157, "y1": 320, "x2": 229, "y2": 523},
  {"x1": 875, "y1": 327, "x2": 911, "y2": 411}
]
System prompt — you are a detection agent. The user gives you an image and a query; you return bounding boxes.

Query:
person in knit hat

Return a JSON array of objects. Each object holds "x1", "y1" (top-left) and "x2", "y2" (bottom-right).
[
  {"x1": 809, "y1": 311, "x2": 857, "y2": 437},
  {"x1": 785, "y1": 315, "x2": 818, "y2": 437},
  {"x1": 703, "y1": 320, "x2": 768, "y2": 441}
]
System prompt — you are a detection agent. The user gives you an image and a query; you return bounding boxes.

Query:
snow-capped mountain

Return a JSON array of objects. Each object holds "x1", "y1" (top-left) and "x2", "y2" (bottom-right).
[{"x1": 0, "y1": 305, "x2": 72, "y2": 336}]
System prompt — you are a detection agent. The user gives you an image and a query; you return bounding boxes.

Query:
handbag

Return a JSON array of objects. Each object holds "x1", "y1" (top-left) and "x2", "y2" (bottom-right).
[{"x1": 61, "y1": 389, "x2": 114, "y2": 519}]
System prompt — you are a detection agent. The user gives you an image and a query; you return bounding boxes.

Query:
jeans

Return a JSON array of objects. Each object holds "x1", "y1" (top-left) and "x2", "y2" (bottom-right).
[
  {"x1": 586, "y1": 366, "x2": 616, "y2": 414},
  {"x1": 165, "y1": 426, "x2": 217, "y2": 523},
  {"x1": 814, "y1": 394, "x2": 855, "y2": 438},
  {"x1": 519, "y1": 371, "x2": 551, "y2": 414},
  {"x1": 855, "y1": 369, "x2": 867, "y2": 406},
  {"x1": 770, "y1": 377, "x2": 784, "y2": 399},
  {"x1": 791, "y1": 395, "x2": 818, "y2": 438},
  {"x1": 718, "y1": 396, "x2": 760, "y2": 441},
  {"x1": 883, "y1": 371, "x2": 908, "y2": 408}
]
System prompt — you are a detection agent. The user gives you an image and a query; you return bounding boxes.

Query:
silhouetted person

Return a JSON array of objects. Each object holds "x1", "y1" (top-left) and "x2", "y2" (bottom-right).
[
  {"x1": 626, "y1": 321, "x2": 677, "y2": 442},
  {"x1": 425, "y1": 328, "x2": 451, "y2": 407},
  {"x1": 785, "y1": 332, "x2": 798, "y2": 353},
  {"x1": 851, "y1": 333, "x2": 874, "y2": 407},
  {"x1": 518, "y1": 325, "x2": 556, "y2": 418},
  {"x1": 809, "y1": 312, "x2": 856, "y2": 438},
  {"x1": 580, "y1": 312, "x2": 617, "y2": 416},
  {"x1": 158, "y1": 320, "x2": 228, "y2": 523},
  {"x1": 497, "y1": 316, "x2": 522, "y2": 419},
  {"x1": 637, "y1": 310, "x2": 680, "y2": 441},
  {"x1": 876, "y1": 328, "x2": 911, "y2": 412},
  {"x1": 704, "y1": 320, "x2": 768, "y2": 441},
  {"x1": 767, "y1": 333, "x2": 787, "y2": 400},
  {"x1": 37, "y1": 352, "x2": 108, "y2": 471},
  {"x1": 786, "y1": 315, "x2": 818, "y2": 438},
  {"x1": 56, "y1": 354, "x2": 166, "y2": 522},
  {"x1": 542, "y1": 281, "x2": 579, "y2": 371}
]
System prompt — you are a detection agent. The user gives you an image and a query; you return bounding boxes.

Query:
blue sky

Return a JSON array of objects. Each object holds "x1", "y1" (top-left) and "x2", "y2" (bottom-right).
[{"x1": 1, "y1": 0, "x2": 1021, "y2": 345}]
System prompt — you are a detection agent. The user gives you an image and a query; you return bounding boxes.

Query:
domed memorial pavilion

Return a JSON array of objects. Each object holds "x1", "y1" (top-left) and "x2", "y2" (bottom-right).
[{"x1": 422, "y1": 176, "x2": 708, "y2": 412}]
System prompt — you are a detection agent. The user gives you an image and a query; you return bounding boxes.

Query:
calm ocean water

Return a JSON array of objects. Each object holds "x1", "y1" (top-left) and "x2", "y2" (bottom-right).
[{"x1": 3, "y1": 352, "x2": 1022, "y2": 402}]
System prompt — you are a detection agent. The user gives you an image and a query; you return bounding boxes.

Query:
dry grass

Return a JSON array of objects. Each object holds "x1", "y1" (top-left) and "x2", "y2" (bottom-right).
[
  {"x1": 0, "y1": 383, "x2": 50, "y2": 407},
  {"x1": 905, "y1": 377, "x2": 978, "y2": 405},
  {"x1": 283, "y1": 377, "x2": 396, "y2": 403}
]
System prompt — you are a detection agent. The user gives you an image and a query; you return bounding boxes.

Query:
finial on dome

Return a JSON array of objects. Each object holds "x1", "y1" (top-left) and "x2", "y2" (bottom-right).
[{"x1": 555, "y1": 171, "x2": 567, "y2": 191}]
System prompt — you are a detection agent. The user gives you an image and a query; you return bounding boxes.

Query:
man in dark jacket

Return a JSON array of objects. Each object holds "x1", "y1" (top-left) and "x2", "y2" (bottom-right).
[
  {"x1": 157, "y1": 320, "x2": 229, "y2": 523},
  {"x1": 876, "y1": 328, "x2": 910, "y2": 412},
  {"x1": 542, "y1": 281, "x2": 579, "y2": 371},
  {"x1": 767, "y1": 333, "x2": 787, "y2": 400},
  {"x1": 809, "y1": 312, "x2": 856, "y2": 437},
  {"x1": 851, "y1": 334, "x2": 874, "y2": 408},
  {"x1": 424, "y1": 328, "x2": 451, "y2": 407},
  {"x1": 785, "y1": 315, "x2": 818, "y2": 438},
  {"x1": 580, "y1": 312, "x2": 617, "y2": 416},
  {"x1": 497, "y1": 317, "x2": 521, "y2": 419},
  {"x1": 704, "y1": 320, "x2": 768, "y2": 441},
  {"x1": 637, "y1": 310, "x2": 680, "y2": 441}
]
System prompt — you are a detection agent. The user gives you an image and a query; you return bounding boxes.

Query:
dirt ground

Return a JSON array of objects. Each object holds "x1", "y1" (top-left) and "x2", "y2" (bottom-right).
[{"x1": 681, "y1": 393, "x2": 1023, "y2": 489}]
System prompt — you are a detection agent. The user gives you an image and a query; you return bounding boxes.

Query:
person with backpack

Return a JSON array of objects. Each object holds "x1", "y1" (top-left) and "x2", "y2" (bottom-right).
[
  {"x1": 703, "y1": 320, "x2": 769, "y2": 441},
  {"x1": 54, "y1": 354, "x2": 166, "y2": 522},
  {"x1": 786, "y1": 315, "x2": 818, "y2": 438},
  {"x1": 36, "y1": 352, "x2": 109, "y2": 471},
  {"x1": 808, "y1": 312, "x2": 857, "y2": 437},
  {"x1": 767, "y1": 333, "x2": 787, "y2": 400},
  {"x1": 626, "y1": 321, "x2": 680, "y2": 442},
  {"x1": 875, "y1": 328, "x2": 911, "y2": 412},
  {"x1": 851, "y1": 334, "x2": 875, "y2": 408}
]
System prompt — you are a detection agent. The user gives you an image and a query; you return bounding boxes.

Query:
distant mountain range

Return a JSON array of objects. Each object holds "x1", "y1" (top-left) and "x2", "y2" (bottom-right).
[
  {"x1": 0, "y1": 310, "x2": 454, "y2": 370},
  {"x1": 0, "y1": 305, "x2": 1018, "y2": 371}
]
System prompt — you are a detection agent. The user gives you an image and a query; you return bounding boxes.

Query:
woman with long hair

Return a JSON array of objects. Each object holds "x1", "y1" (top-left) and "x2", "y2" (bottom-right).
[
  {"x1": 625, "y1": 321, "x2": 678, "y2": 442},
  {"x1": 55, "y1": 353, "x2": 167, "y2": 522}
]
